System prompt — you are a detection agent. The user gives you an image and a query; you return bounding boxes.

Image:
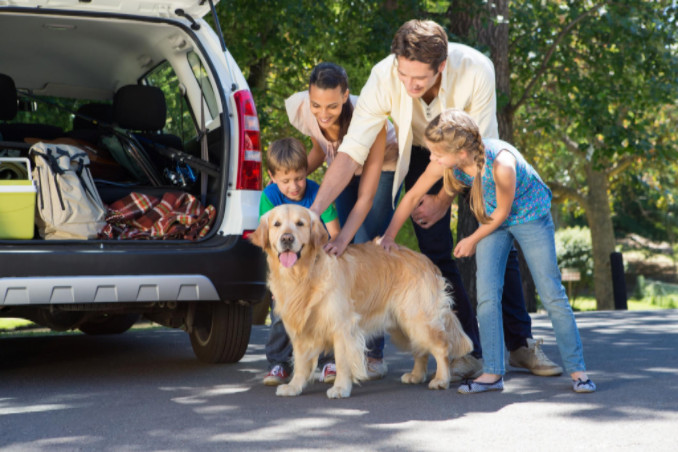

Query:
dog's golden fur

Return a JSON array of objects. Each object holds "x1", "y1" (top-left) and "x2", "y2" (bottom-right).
[{"x1": 251, "y1": 204, "x2": 473, "y2": 398}]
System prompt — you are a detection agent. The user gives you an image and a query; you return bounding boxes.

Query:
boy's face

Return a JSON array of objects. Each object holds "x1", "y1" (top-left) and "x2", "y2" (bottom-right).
[{"x1": 269, "y1": 168, "x2": 307, "y2": 201}]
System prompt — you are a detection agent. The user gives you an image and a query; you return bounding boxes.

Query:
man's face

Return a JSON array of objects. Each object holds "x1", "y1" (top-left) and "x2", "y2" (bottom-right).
[{"x1": 395, "y1": 56, "x2": 445, "y2": 99}]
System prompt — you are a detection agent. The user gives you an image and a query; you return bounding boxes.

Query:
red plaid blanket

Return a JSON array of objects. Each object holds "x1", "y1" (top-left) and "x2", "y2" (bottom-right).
[{"x1": 99, "y1": 192, "x2": 216, "y2": 240}]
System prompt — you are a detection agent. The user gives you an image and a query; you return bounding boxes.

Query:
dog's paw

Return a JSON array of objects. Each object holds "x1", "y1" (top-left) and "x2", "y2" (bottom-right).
[
  {"x1": 276, "y1": 384, "x2": 302, "y2": 397},
  {"x1": 401, "y1": 372, "x2": 427, "y2": 384},
  {"x1": 326, "y1": 385, "x2": 352, "y2": 399},
  {"x1": 428, "y1": 378, "x2": 450, "y2": 390}
]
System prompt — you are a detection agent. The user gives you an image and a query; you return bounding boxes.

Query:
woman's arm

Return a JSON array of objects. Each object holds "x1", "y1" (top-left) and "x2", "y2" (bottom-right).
[
  {"x1": 454, "y1": 150, "x2": 516, "y2": 258},
  {"x1": 307, "y1": 137, "x2": 326, "y2": 176},
  {"x1": 323, "y1": 126, "x2": 387, "y2": 256},
  {"x1": 379, "y1": 162, "x2": 446, "y2": 252},
  {"x1": 325, "y1": 218, "x2": 341, "y2": 241}
]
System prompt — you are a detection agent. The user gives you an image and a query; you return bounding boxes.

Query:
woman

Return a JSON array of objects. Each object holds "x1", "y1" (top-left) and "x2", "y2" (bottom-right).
[{"x1": 285, "y1": 62, "x2": 399, "y2": 380}]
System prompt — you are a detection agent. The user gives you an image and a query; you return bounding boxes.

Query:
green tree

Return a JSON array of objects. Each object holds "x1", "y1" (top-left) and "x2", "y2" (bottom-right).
[{"x1": 511, "y1": 1, "x2": 678, "y2": 309}]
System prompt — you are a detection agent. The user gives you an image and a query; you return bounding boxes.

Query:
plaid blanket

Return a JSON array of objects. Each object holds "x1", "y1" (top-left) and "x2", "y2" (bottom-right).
[{"x1": 99, "y1": 192, "x2": 216, "y2": 240}]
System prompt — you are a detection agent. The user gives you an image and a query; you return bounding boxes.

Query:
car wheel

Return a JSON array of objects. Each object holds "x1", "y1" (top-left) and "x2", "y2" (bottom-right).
[
  {"x1": 79, "y1": 313, "x2": 140, "y2": 335},
  {"x1": 189, "y1": 301, "x2": 252, "y2": 363}
]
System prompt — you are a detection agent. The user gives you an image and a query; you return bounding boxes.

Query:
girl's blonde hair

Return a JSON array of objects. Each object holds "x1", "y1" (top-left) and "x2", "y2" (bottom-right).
[{"x1": 424, "y1": 109, "x2": 491, "y2": 224}]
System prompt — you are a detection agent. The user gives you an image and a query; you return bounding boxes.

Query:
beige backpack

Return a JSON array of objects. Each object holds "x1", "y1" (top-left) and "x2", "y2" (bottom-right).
[{"x1": 30, "y1": 142, "x2": 106, "y2": 239}]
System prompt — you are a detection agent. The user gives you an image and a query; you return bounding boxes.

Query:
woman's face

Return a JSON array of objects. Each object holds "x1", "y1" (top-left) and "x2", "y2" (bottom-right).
[{"x1": 309, "y1": 84, "x2": 349, "y2": 132}]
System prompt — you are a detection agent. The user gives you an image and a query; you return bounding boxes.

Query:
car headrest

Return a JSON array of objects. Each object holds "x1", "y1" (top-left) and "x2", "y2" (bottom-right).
[
  {"x1": 73, "y1": 102, "x2": 114, "y2": 130},
  {"x1": 0, "y1": 73, "x2": 18, "y2": 121},
  {"x1": 113, "y1": 85, "x2": 167, "y2": 131}
]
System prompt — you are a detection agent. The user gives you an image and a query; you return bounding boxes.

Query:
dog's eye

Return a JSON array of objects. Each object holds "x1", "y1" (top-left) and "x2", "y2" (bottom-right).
[
  {"x1": 295, "y1": 220, "x2": 304, "y2": 227},
  {"x1": 273, "y1": 221, "x2": 281, "y2": 227}
]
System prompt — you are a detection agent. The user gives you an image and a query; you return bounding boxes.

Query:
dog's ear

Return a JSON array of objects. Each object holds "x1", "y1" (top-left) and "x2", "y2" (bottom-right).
[
  {"x1": 249, "y1": 211, "x2": 270, "y2": 249},
  {"x1": 309, "y1": 210, "x2": 329, "y2": 248}
]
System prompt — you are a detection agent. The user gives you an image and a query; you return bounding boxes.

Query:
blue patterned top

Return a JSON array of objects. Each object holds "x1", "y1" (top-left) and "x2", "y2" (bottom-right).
[{"x1": 452, "y1": 138, "x2": 551, "y2": 226}]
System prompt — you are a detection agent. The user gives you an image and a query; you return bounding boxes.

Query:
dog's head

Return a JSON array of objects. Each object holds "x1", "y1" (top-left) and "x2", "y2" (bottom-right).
[{"x1": 250, "y1": 204, "x2": 329, "y2": 268}]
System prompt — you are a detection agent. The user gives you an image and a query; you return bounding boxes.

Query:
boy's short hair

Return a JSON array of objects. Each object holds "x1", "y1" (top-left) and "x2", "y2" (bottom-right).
[
  {"x1": 391, "y1": 19, "x2": 448, "y2": 72},
  {"x1": 267, "y1": 137, "x2": 308, "y2": 175}
]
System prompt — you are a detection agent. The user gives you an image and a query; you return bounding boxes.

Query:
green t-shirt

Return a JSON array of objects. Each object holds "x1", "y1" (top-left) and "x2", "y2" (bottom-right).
[{"x1": 259, "y1": 179, "x2": 338, "y2": 225}]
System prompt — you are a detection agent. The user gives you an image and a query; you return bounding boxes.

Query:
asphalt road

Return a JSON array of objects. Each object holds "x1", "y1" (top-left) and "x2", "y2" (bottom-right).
[{"x1": 1, "y1": 309, "x2": 677, "y2": 451}]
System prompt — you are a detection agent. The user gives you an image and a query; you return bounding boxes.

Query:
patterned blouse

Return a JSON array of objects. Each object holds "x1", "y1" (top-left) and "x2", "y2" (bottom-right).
[{"x1": 453, "y1": 138, "x2": 551, "y2": 226}]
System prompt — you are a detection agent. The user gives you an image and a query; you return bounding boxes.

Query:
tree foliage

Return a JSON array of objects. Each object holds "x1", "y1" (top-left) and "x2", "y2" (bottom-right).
[{"x1": 509, "y1": 0, "x2": 678, "y2": 308}]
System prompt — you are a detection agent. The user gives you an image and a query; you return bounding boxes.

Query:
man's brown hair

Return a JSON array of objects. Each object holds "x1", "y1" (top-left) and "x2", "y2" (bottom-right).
[{"x1": 391, "y1": 20, "x2": 448, "y2": 72}]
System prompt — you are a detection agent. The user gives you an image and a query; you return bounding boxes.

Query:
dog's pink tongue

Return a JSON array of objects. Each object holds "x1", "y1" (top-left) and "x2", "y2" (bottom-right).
[{"x1": 279, "y1": 251, "x2": 298, "y2": 268}]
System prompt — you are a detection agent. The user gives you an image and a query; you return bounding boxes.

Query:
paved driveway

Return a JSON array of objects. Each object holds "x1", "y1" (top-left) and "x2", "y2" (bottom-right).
[{"x1": 1, "y1": 309, "x2": 676, "y2": 451}]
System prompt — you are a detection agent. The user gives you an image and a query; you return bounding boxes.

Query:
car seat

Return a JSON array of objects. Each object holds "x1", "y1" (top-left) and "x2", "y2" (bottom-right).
[{"x1": 0, "y1": 73, "x2": 64, "y2": 142}]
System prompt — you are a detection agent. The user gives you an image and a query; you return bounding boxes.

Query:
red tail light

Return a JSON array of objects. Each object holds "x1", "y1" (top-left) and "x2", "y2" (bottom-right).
[{"x1": 233, "y1": 90, "x2": 262, "y2": 190}]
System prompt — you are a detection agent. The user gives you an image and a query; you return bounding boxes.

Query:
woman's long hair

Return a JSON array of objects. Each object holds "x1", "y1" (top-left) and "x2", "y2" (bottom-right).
[
  {"x1": 424, "y1": 109, "x2": 491, "y2": 224},
  {"x1": 309, "y1": 62, "x2": 353, "y2": 142}
]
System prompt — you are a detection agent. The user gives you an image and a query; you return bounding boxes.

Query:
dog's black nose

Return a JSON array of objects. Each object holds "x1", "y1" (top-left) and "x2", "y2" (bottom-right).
[{"x1": 280, "y1": 233, "x2": 294, "y2": 248}]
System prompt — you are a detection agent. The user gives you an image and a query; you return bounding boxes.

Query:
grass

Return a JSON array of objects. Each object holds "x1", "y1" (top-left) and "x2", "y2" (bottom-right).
[
  {"x1": 567, "y1": 294, "x2": 677, "y2": 312},
  {"x1": 0, "y1": 318, "x2": 35, "y2": 331}
]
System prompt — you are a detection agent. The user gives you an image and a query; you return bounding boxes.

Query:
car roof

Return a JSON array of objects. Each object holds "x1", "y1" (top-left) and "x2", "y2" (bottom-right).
[
  {"x1": 0, "y1": 0, "x2": 216, "y2": 19},
  {"x1": 0, "y1": 11, "x2": 196, "y2": 99}
]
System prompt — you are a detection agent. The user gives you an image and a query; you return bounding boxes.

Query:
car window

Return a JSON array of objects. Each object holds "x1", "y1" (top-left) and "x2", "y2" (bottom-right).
[
  {"x1": 143, "y1": 61, "x2": 198, "y2": 143},
  {"x1": 188, "y1": 51, "x2": 219, "y2": 121}
]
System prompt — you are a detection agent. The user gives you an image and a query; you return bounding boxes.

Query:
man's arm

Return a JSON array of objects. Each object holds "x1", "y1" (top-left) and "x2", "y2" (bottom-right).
[{"x1": 309, "y1": 152, "x2": 359, "y2": 217}]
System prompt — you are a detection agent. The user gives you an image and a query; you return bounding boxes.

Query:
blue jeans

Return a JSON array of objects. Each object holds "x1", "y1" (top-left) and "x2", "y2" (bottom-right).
[
  {"x1": 265, "y1": 299, "x2": 293, "y2": 372},
  {"x1": 476, "y1": 214, "x2": 587, "y2": 375},
  {"x1": 266, "y1": 299, "x2": 333, "y2": 370},
  {"x1": 406, "y1": 147, "x2": 534, "y2": 358},
  {"x1": 335, "y1": 171, "x2": 396, "y2": 360}
]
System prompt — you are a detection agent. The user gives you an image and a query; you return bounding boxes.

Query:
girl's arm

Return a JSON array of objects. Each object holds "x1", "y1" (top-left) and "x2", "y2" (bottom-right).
[
  {"x1": 307, "y1": 137, "x2": 326, "y2": 175},
  {"x1": 379, "y1": 162, "x2": 447, "y2": 252},
  {"x1": 323, "y1": 126, "x2": 387, "y2": 256},
  {"x1": 454, "y1": 150, "x2": 517, "y2": 258}
]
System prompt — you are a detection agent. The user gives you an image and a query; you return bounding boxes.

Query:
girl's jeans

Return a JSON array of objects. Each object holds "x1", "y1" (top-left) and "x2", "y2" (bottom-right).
[{"x1": 476, "y1": 213, "x2": 587, "y2": 375}]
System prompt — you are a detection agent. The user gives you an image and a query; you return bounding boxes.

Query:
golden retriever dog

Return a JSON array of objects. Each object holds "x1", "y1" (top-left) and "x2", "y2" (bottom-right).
[{"x1": 250, "y1": 204, "x2": 473, "y2": 398}]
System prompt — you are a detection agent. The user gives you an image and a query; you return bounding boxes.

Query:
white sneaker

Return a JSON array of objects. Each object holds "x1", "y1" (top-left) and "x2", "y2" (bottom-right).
[
  {"x1": 366, "y1": 358, "x2": 388, "y2": 380},
  {"x1": 450, "y1": 354, "x2": 483, "y2": 383}
]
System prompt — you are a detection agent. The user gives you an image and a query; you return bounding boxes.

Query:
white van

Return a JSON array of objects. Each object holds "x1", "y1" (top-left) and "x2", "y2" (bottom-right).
[{"x1": 0, "y1": 0, "x2": 267, "y2": 363}]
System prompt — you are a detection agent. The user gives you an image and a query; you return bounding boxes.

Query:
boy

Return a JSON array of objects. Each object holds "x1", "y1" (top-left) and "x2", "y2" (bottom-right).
[{"x1": 259, "y1": 137, "x2": 340, "y2": 385}]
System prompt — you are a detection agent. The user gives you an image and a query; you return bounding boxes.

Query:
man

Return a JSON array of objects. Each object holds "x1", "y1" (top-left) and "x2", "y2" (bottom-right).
[{"x1": 310, "y1": 19, "x2": 562, "y2": 380}]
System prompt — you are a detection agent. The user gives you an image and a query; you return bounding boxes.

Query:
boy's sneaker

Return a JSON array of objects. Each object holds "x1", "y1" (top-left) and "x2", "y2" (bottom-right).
[
  {"x1": 366, "y1": 358, "x2": 388, "y2": 380},
  {"x1": 263, "y1": 364, "x2": 290, "y2": 386},
  {"x1": 450, "y1": 354, "x2": 483, "y2": 382},
  {"x1": 319, "y1": 362, "x2": 336, "y2": 384},
  {"x1": 572, "y1": 378, "x2": 597, "y2": 393},
  {"x1": 509, "y1": 338, "x2": 563, "y2": 376}
]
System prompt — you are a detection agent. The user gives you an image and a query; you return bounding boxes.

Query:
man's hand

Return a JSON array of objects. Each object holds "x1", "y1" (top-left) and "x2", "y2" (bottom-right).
[
  {"x1": 323, "y1": 237, "x2": 350, "y2": 257},
  {"x1": 411, "y1": 193, "x2": 452, "y2": 229}
]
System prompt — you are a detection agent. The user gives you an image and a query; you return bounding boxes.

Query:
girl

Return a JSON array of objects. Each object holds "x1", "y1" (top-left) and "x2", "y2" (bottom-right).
[
  {"x1": 379, "y1": 109, "x2": 596, "y2": 394},
  {"x1": 284, "y1": 62, "x2": 399, "y2": 380}
]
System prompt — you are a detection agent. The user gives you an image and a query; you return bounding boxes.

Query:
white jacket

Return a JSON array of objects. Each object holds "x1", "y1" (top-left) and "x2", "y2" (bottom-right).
[{"x1": 338, "y1": 43, "x2": 499, "y2": 203}]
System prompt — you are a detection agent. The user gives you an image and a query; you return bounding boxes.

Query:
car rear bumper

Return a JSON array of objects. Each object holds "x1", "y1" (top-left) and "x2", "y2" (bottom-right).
[{"x1": 0, "y1": 235, "x2": 268, "y2": 306}]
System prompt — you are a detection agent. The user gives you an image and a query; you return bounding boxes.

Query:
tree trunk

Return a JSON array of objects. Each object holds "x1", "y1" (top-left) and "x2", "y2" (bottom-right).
[
  {"x1": 584, "y1": 164, "x2": 616, "y2": 310},
  {"x1": 448, "y1": 0, "x2": 536, "y2": 311}
]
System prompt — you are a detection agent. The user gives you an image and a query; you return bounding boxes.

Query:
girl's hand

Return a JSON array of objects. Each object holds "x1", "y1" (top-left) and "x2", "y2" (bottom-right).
[
  {"x1": 454, "y1": 237, "x2": 477, "y2": 258},
  {"x1": 376, "y1": 235, "x2": 399, "y2": 253},
  {"x1": 323, "y1": 237, "x2": 350, "y2": 257}
]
